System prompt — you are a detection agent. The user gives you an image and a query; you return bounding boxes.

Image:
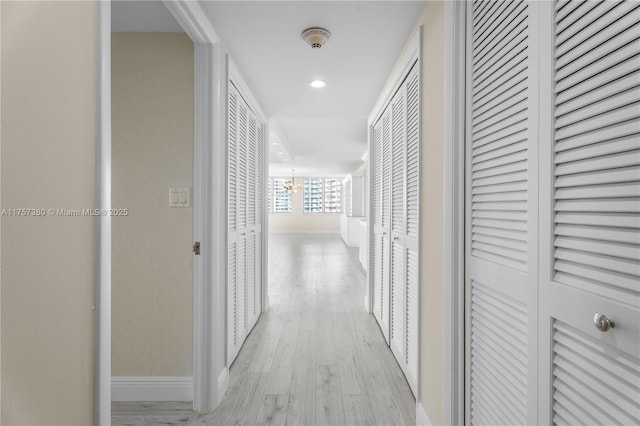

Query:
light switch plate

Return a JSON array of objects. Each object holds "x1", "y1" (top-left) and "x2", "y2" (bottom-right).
[{"x1": 169, "y1": 187, "x2": 191, "y2": 208}]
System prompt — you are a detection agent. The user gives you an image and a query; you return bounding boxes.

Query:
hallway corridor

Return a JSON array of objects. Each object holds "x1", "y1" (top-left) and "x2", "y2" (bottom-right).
[{"x1": 113, "y1": 233, "x2": 416, "y2": 425}]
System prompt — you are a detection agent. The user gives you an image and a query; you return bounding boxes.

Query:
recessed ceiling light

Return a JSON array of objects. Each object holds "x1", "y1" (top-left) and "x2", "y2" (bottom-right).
[
  {"x1": 278, "y1": 151, "x2": 284, "y2": 154},
  {"x1": 272, "y1": 142, "x2": 278, "y2": 145},
  {"x1": 310, "y1": 80, "x2": 326, "y2": 88}
]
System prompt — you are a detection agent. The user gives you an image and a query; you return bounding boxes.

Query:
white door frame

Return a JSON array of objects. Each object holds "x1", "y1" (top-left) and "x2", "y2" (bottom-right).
[
  {"x1": 442, "y1": 2, "x2": 466, "y2": 425},
  {"x1": 96, "y1": 1, "x2": 230, "y2": 423}
]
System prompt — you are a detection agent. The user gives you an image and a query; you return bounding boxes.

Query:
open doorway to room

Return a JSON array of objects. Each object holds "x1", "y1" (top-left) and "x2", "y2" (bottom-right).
[
  {"x1": 194, "y1": 1, "x2": 423, "y2": 424},
  {"x1": 110, "y1": 1, "x2": 196, "y2": 420}
]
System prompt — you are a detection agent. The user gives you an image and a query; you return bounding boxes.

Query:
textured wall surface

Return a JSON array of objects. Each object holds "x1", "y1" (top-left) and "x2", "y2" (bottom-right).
[
  {"x1": 112, "y1": 33, "x2": 194, "y2": 377},
  {"x1": 1, "y1": 1, "x2": 97, "y2": 423},
  {"x1": 268, "y1": 177, "x2": 341, "y2": 233}
]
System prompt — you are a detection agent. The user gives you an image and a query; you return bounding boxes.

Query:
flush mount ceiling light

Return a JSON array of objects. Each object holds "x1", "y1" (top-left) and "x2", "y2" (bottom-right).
[
  {"x1": 301, "y1": 27, "x2": 331, "y2": 49},
  {"x1": 310, "y1": 80, "x2": 326, "y2": 88}
]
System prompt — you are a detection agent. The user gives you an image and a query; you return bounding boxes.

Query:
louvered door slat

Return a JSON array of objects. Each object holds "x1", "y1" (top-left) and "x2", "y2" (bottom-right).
[
  {"x1": 556, "y1": 72, "x2": 640, "y2": 118},
  {"x1": 556, "y1": 54, "x2": 639, "y2": 103},
  {"x1": 474, "y1": 1, "x2": 527, "y2": 68},
  {"x1": 556, "y1": 0, "x2": 615, "y2": 42},
  {"x1": 555, "y1": 0, "x2": 583, "y2": 23},
  {"x1": 556, "y1": 2, "x2": 639, "y2": 63}
]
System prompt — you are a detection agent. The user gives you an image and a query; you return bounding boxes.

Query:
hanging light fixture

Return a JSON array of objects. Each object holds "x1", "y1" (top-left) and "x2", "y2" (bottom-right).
[{"x1": 282, "y1": 169, "x2": 303, "y2": 194}]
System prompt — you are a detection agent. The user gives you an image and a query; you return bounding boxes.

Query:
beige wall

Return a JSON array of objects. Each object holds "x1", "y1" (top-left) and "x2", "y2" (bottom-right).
[
  {"x1": 1, "y1": 2, "x2": 97, "y2": 424},
  {"x1": 381, "y1": 2, "x2": 447, "y2": 424},
  {"x1": 268, "y1": 177, "x2": 340, "y2": 233},
  {"x1": 419, "y1": 3, "x2": 446, "y2": 424},
  {"x1": 112, "y1": 33, "x2": 194, "y2": 377}
]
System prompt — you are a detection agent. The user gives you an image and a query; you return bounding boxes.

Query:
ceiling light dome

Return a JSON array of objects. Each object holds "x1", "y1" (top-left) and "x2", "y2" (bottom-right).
[{"x1": 301, "y1": 27, "x2": 331, "y2": 49}]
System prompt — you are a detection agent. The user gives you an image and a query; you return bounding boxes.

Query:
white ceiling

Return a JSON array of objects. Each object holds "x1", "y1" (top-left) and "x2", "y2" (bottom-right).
[
  {"x1": 112, "y1": 1, "x2": 183, "y2": 32},
  {"x1": 110, "y1": 0, "x2": 425, "y2": 177},
  {"x1": 203, "y1": 1, "x2": 425, "y2": 177}
]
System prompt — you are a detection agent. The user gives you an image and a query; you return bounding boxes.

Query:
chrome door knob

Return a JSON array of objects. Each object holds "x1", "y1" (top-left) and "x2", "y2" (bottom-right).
[{"x1": 593, "y1": 313, "x2": 615, "y2": 332}]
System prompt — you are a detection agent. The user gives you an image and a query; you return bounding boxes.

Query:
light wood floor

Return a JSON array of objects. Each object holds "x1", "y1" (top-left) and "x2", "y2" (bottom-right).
[{"x1": 113, "y1": 233, "x2": 416, "y2": 425}]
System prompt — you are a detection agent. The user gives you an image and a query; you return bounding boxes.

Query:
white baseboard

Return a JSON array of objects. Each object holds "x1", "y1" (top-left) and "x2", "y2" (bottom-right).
[
  {"x1": 112, "y1": 376, "x2": 193, "y2": 401},
  {"x1": 216, "y1": 367, "x2": 229, "y2": 406},
  {"x1": 416, "y1": 401, "x2": 431, "y2": 426}
]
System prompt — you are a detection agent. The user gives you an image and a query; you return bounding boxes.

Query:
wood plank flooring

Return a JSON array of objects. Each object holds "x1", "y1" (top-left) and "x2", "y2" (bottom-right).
[{"x1": 112, "y1": 233, "x2": 416, "y2": 425}]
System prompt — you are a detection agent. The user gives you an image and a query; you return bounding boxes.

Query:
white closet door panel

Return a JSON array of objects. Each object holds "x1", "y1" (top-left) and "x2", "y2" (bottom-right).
[
  {"x1": 390, "y1": 241, "x2": 405, "y2": 363},
  {"x1": 228, "y1": 89, "x2": 238, "y2": 233},
  {"x1": 469, "y1": 280, "x2": 528, "y2": 426},
  {"x1": 236, "y1": 237, "x2": 247, "y2": 343},
  {"x1": 255, "y1": 231, "x2": 262, "y2": 323},
  {"x1": 391, "y1": 90, "x2": 406, "y2": 234},
  {"x1": 256, "y1": 123, "x2": 264, "y2": 227},
  {"x1": 373, "y1": 234, "x2": 383, "y2": 321},
  {"x1": 227, "y1": 242, "x2": 238, "y2": 361},
  {"x1": 466, "y1": 1, "x2": 537, "y2": 424},
  {"x1": 537, "y1": 2, "x2": 640, "y2": 424},
  {"x1": 381, "y1": 235, "x2": 390, "y2": 342},
  {"x1": 237, "y1": 104, "x2": 248, "y2": 231},
  {"x1": 247, "y1": 115, "x2": 257, "y2": 227},
  {"x1": 246, "y1": 233, "x2": 256, "y2": 328},
  {"x1": 405, "y1": 247, "x2": 419, "y2": 394},
  {"x1": 373, "y1": 121, "x2": 383, "y2": 227},
  {"x1": 406, "y1": 66, "x2": 420, "y2": 239},
  {"x1": 382, "y1": 112, "x2": 392, "y2": 229}
]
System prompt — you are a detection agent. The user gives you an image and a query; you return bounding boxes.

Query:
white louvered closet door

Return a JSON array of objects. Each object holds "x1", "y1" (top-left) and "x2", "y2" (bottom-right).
[
  {"x1": 227, "y1": 81, "x2": 266, "y2": 365},
  {"x1": 538, "y1": 2, "x2": 640, "y2": 424},
  {"x1": 246, "y1": 114, "x2": 257, "y2": 330},
  {"x1": 465, "y1": 1, "x2": 539, "y2": 424},
  {"x1": 227, "y1": 87, "x2": 239, "y2": 363},
  {"x1": 253, "y1": 121, "x2": 264, "y2": 329},
  {"x1": 373, "y1": 109, "x2": 392, "y2": 343},
  {"x1": 389, "y1": 84, "x2": 407, "y2": 368},
  {"x1": 403, "y1": 63, "x2": 420, "y2": 396},
  {"x1": 372, "y1": 60, "x2": 420, "y2": 397},
  {"x1": 372, "y1": 118, "x2": 385, "y2": 332}
]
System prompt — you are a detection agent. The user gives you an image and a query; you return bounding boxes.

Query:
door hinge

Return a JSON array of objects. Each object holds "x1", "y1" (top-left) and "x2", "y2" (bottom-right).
[{"x1": 193, "y1": 241, "x2": 201, "y2": 255}]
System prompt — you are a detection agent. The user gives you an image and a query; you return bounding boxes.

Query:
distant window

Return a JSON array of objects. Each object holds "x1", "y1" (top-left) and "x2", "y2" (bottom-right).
[
  {"x1": 271, "y1": 178, "x2": 292, "y2": 213},
  {"x1": 304, "y1": 177, "x2": 342, "y2": 213}
]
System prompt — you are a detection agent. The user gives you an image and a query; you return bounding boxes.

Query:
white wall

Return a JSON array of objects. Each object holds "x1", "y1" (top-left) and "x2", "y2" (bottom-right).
[
  {"x1": 111, "y1": 33, "x2": 194, "y2": 377},
  {"x1": 269, "y1": 177, "x2": 340, "y2": 233},
  {"x1": 1, "y1": 2, "x2": 97, "y2": 423}
]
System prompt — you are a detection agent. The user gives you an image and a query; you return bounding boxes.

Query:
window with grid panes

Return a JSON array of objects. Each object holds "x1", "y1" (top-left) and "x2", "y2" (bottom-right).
[
  {"x1": 303, "y1": 178, "x2": 342, "y2": 213},
  {"x1": 324, "y1": 178, "x2": 342, "y2": 213},
  {"x1": 303, "y1": 178, "x2": 323, "y2": 213},
  {"x1": 271, "y1": 178, "x2": 292, "y2": 213}
]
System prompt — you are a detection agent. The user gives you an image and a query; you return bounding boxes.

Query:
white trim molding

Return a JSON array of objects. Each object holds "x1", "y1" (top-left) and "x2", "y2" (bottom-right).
[
  {"x1": 443, "y1": 1, "x2": 466, "y2": 426},
  {"x1": 416, "y1": 401, "x2": 432, "y2": 426},
  {"x1": 96, "y1": 1, "x2": 112, "y2": 424},
  {"x1": 112, "y1": 377, "x2": 193, "y2": 402}
]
